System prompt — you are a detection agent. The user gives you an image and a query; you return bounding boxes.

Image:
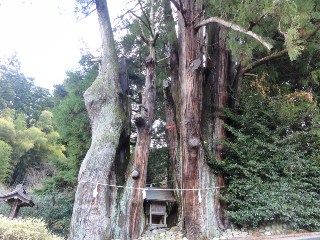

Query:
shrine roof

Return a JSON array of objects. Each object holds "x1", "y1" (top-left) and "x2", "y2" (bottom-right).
[
  {"x1": 0, "y1": 184, "x2": 34, "y2": 207},
  {"x1": 144, "y1": 187, "x2": 176, "y2": 202}
]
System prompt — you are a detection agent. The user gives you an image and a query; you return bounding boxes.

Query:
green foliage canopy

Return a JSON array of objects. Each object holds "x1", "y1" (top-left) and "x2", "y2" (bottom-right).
[
  {"x1": 0, "y1": 109, "x2": 66, "y2": 184},
  {"x1": 44, "y1": 54, "x2": 98, "y2": 189},
  {"x1": 206, "y1": 0, "x2": 320, "y2": 62},
  {"x1": 0, "y1": 55, "x2": 53, "y2": 125},
  {"x1": 0, "y1": 141, "x2": 12, "y2": 183}
]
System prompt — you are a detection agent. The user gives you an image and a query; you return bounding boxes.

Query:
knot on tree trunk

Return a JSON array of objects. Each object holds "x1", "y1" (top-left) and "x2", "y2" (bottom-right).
[
  {"x1": 131, "y1": 169, "x2": 140, "y2": 179},
  {"x1": 188, "y1": 137, "x2": 201, "y2": 148},
  {"x1": 134, "y1": 116, "x2": 146, "y2": 128},
  {"x1": 191, "y1": 58, "x2": 202, "y2": 70}
]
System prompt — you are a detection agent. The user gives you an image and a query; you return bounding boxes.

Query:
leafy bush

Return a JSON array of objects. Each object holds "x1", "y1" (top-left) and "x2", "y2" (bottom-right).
[
  {"x1": 0, "y1": 215, "x2": 62, "y2": 240},
  {"x1": 21, "y1": 191, "x2": 74, "y2": 237},
  {"x1": 0, "y1": 184, "x2": 73, "y2": 238},
  {"x1": 212, "y1": 86, "x2": 320, "y2": 231}
]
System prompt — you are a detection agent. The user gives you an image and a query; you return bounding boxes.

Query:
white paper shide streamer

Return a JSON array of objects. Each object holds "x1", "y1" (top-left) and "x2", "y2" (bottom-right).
[
  {"x1": 93, "y1": 183, "x2": 99, "y2": 198},
  {"x1": 198, "y1": 189, "x2": 202, "y2": 203}
]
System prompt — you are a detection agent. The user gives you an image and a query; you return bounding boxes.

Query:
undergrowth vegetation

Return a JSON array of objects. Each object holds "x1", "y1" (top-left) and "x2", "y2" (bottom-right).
[
  {"x1": 21, "y1": 191, "x2": 74, "y2": 236},
  {"x1": 0, "y1": 184, "x2": 73, "y2": 237},
  {"x1": 211, "y1": 82, "x2": 320, "y2": 230},
  {"x1": 0, "y1": 215, "x2": 62, "y2": 240}
]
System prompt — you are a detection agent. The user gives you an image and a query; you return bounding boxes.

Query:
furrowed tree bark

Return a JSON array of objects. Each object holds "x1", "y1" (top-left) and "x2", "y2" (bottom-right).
[
  {"x1": 176, "y1": 0, "x2": 220, "y2": 238},
  {"x1": 206, "y1": 23, "x2": 229, "y2": 229},
  {"x1": 162, "y1": 0, "x2": 182, "y2": 211},
  {"x1": 69, "y1": 0, "x2": 130, "y2": 239},
  {"x1": 166, "y1": 1, "x2": 320, "y2": 238},
  {"x1": 115, "y1": 45, "x2": 157, "y2": 240},
  {"x1": 114, "y1": 1, "x2": 158, "y2": 238},
  {"x1": 130, "y1": 47, "x2": 157, "y2": 238}
]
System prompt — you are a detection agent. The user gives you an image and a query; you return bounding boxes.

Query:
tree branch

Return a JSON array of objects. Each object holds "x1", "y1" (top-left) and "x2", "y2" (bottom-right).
[
  {"x1": 138, "y1": 0, "x2": 154, "y2": 38},
  {"x1": 140, "y1": 33, "x2": 149, "y2": 44},
  {"x1": 138, "y1": 14, "x2": 150, "y2": 44},
  {"x1": 157, "y1": 56, "x2": 169, "y2": 63},
  {"x1": 195, "y1": 16, "x2": 273, "y2": 50},
  {"x1": 241, "y1": 22, "x2": 320, "y2": 74},
  {"x1": 76, "y1": 6, "x2": 96, "y2": 22},
  {"x1": 129, "y1": 10, "x2": 152, "y2": 34},
  {"x1": 116, "y1": 2, "x2": 139, "y2": 21},
  {"x1": 76, "y1": 0, "x2": 95, "y2": 16},
  {"x1": 241, "y1": 49, "x2": 288, "y2": 74},
  {"x1": 231, "y1": 19, "x2": 320, "y2": 108}
]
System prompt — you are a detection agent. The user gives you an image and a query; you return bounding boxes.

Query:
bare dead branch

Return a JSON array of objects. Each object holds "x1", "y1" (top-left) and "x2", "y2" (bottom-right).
[
  {"x1": 115, "y1": 2, "x2": 139, "y2": 21},
  {"x1": 129, "y1": 10, "x2": 152, "y2": 33},
  {"x1": 138, "y1": 0, "x2": 153, "y2": 37},
  {"x1": 157, "y1": 56, "x2": 169, "y2": 63},
  {"x1": 74, "y1": 0, "x2": 96, "y2": 22},
  {"x1": 195, "y1": 16, "x2": 273, "y2": 50},
  {"x1": 76, "y1": 8, "x2": 96, "y2": 22},
  {"x1": 244, "y1": 73, "x2": 258, "y2": 77},
  {"x1": 76, "y1": 0, "x2": 95, "y2": 14}
]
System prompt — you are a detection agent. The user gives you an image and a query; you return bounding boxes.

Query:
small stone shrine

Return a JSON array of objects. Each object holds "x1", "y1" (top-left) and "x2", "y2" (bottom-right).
[
  {"x1": 144, "y1": 187, "x2": 175, "y2": 228},
  {"x1": 0, "y1": 184, "x2": 34, "y2": 219}
]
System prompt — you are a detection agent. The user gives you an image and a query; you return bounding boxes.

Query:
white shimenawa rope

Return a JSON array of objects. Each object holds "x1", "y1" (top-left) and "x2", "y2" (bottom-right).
[
  {"x1": 79, "y1": 180, "x2": 224, "y2": 191},
  {"x1": 82, "y1": 181, "x2": 224, "y2": 203}
]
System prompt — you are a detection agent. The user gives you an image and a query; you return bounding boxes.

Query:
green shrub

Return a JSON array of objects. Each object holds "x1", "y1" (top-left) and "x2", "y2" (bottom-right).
[
  {"x1": 21, "y1": 191, "x2": 74, "y2": 237},
  {"x1": 212, "y1": 87, "x2": 320, "y2": 231},
  {"x1": 0, "y1": 215, "x2": 62, "y2": 240},
  {"x1": 0, "y1": 185, "x2": 73, "y2": 237}
]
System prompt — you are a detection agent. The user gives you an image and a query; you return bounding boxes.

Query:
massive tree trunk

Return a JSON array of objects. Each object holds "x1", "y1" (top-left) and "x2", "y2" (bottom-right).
[
  {"x1": 116, "y1": 48, "x2": 156, "y2": 240},
  {"x1": 162, "y1": 0, "x2": 182, "y2": 213},
  {"x1": 69, "y1": 1, "x2": 130, "y2": 239},
  {"x1": 206, "y1": 23, "x2": 229, "y2": 229},
  {"x1": 175, "y1": 1, "x2": 220, "y2": 239},
  {"x1": 113, "y1": 2, "x2": 158, "y2": 238},
  {"x1": 163, "y1": 0, "x2": 231, "y2": 238}
]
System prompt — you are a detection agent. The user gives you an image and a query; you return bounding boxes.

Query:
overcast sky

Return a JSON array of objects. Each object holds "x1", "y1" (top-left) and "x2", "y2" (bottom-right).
[{"x1": 0, "y1": 0, "x2": 124, "y2": 90}]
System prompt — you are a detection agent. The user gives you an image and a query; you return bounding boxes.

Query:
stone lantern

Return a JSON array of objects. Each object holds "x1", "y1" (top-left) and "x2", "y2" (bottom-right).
[{"x1": 0, "y1": 184, "x2": 34, "y2": 219}]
